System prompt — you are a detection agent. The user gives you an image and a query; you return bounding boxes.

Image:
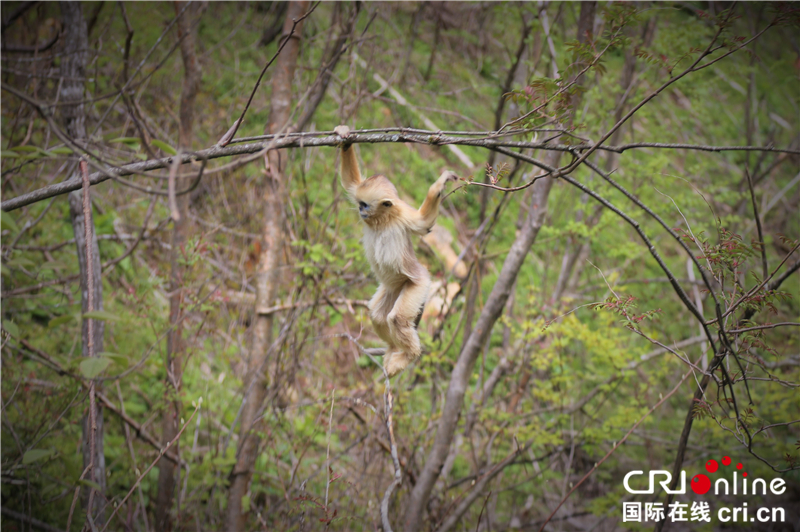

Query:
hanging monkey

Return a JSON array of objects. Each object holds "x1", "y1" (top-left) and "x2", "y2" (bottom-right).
[{"x1": 334, "y1": 125, "x2": 457, "y2": 377}]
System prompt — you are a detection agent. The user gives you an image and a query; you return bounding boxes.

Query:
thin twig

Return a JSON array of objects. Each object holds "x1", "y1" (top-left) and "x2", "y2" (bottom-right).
[
  {"x1": 115, "y1": 381, "x2": 151, "y2": 532},
  {"x1": 99, "y1": 403, "x2": 201, "y2": 532},
  {"x1": 1, "y1": 506, "x2": 65, "y2": 532},
  {"x1": 168, "y1": 149, "x2": 182, "y2": 221},
  {"x1": 498, "y1": 26, "x2": 622, "y2": 132},
  {"x1": 729, "y1": 322, "x2": 800, "y2": 334},
  {"x1": 714, "y1": 241, "x2": 800, "y2": 324},
  {"x1": 380, "y1": 382, "x2": 402, "y2": 532},
  {"x1": 336, "y1": 334, "x2": 400, "y2": 528},
  {"x1": 745, "y1": 168, "x2": 768, "y2": 280},
  {"x1": 537, "y1": 370, "x2": 692, "y2": 532},
  {"x1": 90, "y1": 1, "x2": 193, "y2": 138},
  {"x1": 219, "y1": 2, "x2": 319, "y2": 146},
  {"x1": 559, "y1": 12, "x2": 773, "y2": 179},
  {"x1": 80, "y1": 158, "x2": 99, "y2": 525},
  {"x1": 324, "y1": 388, "x2": 335, "y2": 509},
  {"x1": 475, "y1": 490, "x2": 492, "y2": 532},
  {"x1": 65, "y1": 466, "x2": 90, "y2": 532}
]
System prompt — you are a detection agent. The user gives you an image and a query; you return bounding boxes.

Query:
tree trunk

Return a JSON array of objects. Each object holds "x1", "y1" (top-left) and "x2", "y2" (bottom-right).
[
  {"x1": 403, "y1": 5, "x2": 597, "y2": 529},
  {"x1": 225, "y1": 3, "x2": 309, "y2": 530},
  {"x1": 59, "y1": 1, "x2": 107, "y2": 526},
  {"x1": 404, "y1": 159, "x2": 555, "y2": 532},
  {"x1": 154, "y1": 3, "x2": 202, "y2": 530}
]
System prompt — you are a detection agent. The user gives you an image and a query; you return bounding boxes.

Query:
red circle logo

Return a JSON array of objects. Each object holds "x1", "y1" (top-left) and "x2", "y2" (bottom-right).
[
  {"x1": 722, "y1": 456, "x2": 731, "y2": 466},
  {"x1": 705, "y1": 459, "x2": 718, "y2": 473},
  {"x1": 691, "y1": 474, "x2": 711, "y2": 495}
]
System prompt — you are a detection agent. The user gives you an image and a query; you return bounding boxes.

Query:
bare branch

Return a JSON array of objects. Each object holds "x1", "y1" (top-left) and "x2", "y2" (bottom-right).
[
  {"x1": 99, "y1": 403, "x2": 200, "y2": 532},
  {"x1": 380, "y1": 384, "x2": 402, "y2": 532},
  {"x1": 12, "y1": 338, "x2": 183, "y2": 465},
  {"x1": 219, "y1": 2, "x2": 319, "y2": 146},
  {"x1": 1, "y1": 108, "x2": 797, "y2": 212},
  {"x1": 745, "y1": 169, "x2": 768, "y2": 279},
  {"x1": 0, "y1": 506, "x2": 64, "y2": 532},
  {"x1": 729, "y1": 322, "x2": 800, "y2": 334}
]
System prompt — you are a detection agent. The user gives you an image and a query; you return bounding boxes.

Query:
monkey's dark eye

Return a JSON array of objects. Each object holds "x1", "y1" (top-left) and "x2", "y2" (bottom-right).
[
  {"x1": 358, "y1": 201, "x2": 367, "y2": 209},
  {"x1": 382, "y1": 201, "x2": 393, "y2": 208}
]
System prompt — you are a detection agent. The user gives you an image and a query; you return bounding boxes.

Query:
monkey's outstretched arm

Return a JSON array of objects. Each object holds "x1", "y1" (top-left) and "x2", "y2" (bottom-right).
[
  {"x1": 335, "y1": 125, "x2": 362, "y2": 197},
  {"x1": 408, "y1": 171, "x2": 456, "y2": 235}
]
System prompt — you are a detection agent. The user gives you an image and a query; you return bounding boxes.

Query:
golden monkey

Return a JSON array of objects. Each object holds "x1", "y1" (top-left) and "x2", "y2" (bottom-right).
[{"x1": 334, "y1": 125, "x2": 456, "y2": 377}]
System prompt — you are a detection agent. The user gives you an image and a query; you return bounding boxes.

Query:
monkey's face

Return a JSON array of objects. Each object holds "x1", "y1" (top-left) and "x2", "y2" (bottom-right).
[{"x1": 355, "y1": 176, "x2": 400, "y2": 228}]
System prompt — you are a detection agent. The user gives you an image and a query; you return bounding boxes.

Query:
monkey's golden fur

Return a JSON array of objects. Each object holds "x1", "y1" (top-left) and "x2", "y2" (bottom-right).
[{"x1": 335, "y1": 125, "x2": 455, "y2": 377}]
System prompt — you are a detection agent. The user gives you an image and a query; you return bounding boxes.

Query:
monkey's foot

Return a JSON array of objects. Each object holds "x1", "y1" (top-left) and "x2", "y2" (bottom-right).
[
  {"x1": 334, "y1": 125, "x2": 351, "y2": 139},
  {"x1": 384, "y1": 351, "x2": 411, "y2": 378}
]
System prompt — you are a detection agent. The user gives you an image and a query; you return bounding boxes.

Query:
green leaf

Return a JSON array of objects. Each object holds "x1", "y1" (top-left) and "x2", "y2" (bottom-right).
[
  {"x1": 80, "y1": 357, "x2": 111, "y2": 379},
  {"x1": 23, "y1": 449, "x2": 54, "y2": 465},
  {"x1": 212, "y1": 456, "x2": 237, "y2": 467},
  {"x1": 10, "y1": 145, "x2": 40, "y2": 153},
  {"x1": 109, "y1": 137, "x2": 141, "y2": 146},
  {"x1": 151, "y1": 139, "x2": 177, "y2": 155},
  {"x1": 40, "y1": 484, "x2": 59, "y2": 496},
  {"x1": 39, "y1": 261, "x2": 68, "y2": 272},
  {"x1": 3, "y1": 321, "x2": 19, "y2": 338},
  {"x1": 77, "y1": 479, "x2": 102, "y2": 491},
  {"x1": 98, "y1": 352, "x2": 128, "y2": 368},
  {"x1": 1, "y1": 212, "x2": 20, "y2": 234},
  {"x1": 7, "y1": 257, "x2": 35, "y2": 267},
  {"x1": 48, "y1": 314, "x2": 77, "y2": 328},
  {"x1": 1, "y1": 150, "x2": 21, "y2": 158},
  {"x1": 82, "y1": 311, "x2": 121, "y2": 322},
  {"x1": 49, "y1": 147, "x2": 73, "y2": 155}
]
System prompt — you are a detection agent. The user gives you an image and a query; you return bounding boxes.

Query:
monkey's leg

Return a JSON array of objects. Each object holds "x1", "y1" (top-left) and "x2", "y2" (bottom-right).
[
  {"x1": 385, "y1": 279, "x2": 430, "y2": 377},
  {"x1": 369, "y1": 283, "x2": 399, "y2": 362}
]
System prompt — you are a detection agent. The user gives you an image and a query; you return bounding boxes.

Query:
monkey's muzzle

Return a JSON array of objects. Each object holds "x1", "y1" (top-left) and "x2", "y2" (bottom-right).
[{"x1": 358, "y1": 201, "x2": 370, "y2": 219}]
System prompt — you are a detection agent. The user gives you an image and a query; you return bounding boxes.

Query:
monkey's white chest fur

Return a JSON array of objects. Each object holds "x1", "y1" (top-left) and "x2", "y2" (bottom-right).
[{"x1": 361, "y1": 225, "x2": 415, "y2": 285}]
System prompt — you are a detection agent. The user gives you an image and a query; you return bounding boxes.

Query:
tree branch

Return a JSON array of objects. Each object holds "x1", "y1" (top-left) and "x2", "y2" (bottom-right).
[{"x1": 2, "y1": 121, "x2": 796, "y2": 213}]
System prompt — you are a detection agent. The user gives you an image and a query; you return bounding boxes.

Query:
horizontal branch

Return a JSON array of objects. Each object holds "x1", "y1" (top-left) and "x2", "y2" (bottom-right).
[
  {"x1": 595, "y1": 141, "x2": 799, "y2": 154},
  {"x1": 729, "y1": 322, "x2": 799, "y2": 334},
  {"x1": 218, "y1": 291, "x2": 371, "y2": 316},
  {"x1": 3, "y1": 126, "x2": 798, "y2": 212}
]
